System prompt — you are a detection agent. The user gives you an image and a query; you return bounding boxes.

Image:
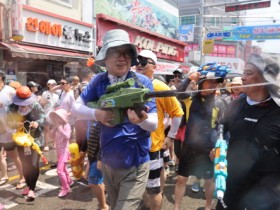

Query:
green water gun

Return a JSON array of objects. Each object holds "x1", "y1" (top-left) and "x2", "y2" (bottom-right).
[{"x1": 87, "y1": 78, "x2": 176, "y2": 126}]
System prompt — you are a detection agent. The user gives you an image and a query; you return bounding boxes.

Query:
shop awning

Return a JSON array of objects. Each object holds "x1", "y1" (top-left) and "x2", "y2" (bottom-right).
[{"x1": 0, "y1": 42, "x2": 91, "y2": 62}]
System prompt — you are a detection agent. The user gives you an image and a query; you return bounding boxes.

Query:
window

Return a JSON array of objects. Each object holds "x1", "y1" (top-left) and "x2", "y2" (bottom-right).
[
  {"x1": 207, "y1": 17, "x2": 221, "y2": 27},
  {"x1": 231, "y1": 17, "x2": 238, "y2": 25},
  {"x1": 49, "y1": 0, "x2": 72, "y2": 7},
  {"x1": 180, "y1": 15, "x2": 200, "y2": 26}
]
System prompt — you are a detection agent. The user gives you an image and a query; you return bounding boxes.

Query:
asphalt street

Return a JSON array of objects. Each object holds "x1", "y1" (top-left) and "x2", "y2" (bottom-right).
[{"x1": 0, "y1": 148, "x2": 216, "y2": 210}]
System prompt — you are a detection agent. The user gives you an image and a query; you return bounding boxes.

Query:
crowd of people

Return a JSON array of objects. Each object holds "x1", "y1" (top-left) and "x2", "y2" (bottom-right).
[{"x1": 0, "y1": 28, "x2": 280, "y2": 210}]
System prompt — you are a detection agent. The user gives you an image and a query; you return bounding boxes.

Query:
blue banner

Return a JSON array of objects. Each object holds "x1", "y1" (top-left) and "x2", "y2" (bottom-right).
[
  {"x1": 224, "y1": 25, "x2": 280, "y2": 41},
  {"x1": 179, "y1": 24, "x2": 194, "y2": 42}
]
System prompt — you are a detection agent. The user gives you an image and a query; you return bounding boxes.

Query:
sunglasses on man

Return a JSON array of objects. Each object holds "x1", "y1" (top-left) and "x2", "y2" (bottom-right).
[
  {"x1": 137, "y1": 56, "x2": 156, "y2": 67},
  {"x1": 59, "y1": 82, "x2": 69, "y2": 85},
  {"x1": 174, "y1": 74, "x2": 182, "y2": 78}
]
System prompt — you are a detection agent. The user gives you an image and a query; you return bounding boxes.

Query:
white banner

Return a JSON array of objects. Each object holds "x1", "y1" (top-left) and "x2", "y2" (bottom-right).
[
  {"x1": 154, "y1": 62, "x2": 180, "y2": 75},
  {"x1": 204, "y1": 56, "x2": 244, "y2": 75}
]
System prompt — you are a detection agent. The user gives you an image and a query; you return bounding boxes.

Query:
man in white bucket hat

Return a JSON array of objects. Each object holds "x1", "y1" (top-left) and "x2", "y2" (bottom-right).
[{"x1": 71, "y1": 29, "x2": 158, "y2": 210}]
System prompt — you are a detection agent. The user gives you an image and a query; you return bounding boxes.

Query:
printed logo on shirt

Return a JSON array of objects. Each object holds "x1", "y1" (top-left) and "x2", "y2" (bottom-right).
[{"x1": 244, "y1": 117, "x2": 258, "y2": 123}]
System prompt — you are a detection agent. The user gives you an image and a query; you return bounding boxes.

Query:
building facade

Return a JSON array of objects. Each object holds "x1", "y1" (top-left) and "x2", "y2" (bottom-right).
[
  {"x1": 95, "y1": 0, "x2": 187, "y2": 75},
  {"x1": 175, "y1": 0, "x2": 251, "y2": 75},
  {"x1": 0, "y1": 0, "x2": 94, "y2": 86}
]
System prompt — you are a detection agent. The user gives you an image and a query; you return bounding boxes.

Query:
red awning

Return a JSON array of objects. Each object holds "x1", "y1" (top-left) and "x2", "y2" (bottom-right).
[{"x1": 0, "y1": 42, "x2": 91, "y2": 62}]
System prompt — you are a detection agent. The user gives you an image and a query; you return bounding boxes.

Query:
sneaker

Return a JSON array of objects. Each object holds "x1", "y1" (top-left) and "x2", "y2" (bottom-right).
[
  {"x1": 58, "y1": 188, "x2": 70, "y2": 198},
  {"x1": 43, "y1": 146, "x2": 49, "y2": 151},
  {"x1": 21, "y1": 187, "x2": 29, "y2": 196},
  {"x1": 191, "y1": 182, "x2": 200, "y2": 193},
  {"x1": 77, "y1": 177, "x2": 88, "y2": 186},
  {"x1": 26, "y1": 190, "x2": 35, "y2": 202}
]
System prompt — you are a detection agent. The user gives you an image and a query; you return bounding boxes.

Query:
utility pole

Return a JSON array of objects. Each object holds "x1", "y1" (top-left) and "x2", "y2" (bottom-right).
[
  {"x1": 92, "y1": 3, "x2": 97, "y2": 57},
  {"x1": 199, "y1": 0, "x2": 204, "y2": 65}
]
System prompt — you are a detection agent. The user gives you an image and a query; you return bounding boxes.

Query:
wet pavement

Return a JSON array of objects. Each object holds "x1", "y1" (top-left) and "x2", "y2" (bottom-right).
[{"x1": 0, "y1": 148, "x2": 215, "y2": 210}]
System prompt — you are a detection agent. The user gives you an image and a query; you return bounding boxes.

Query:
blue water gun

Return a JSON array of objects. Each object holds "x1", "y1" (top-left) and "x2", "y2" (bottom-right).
[
  {"x1": 198, "y1": 62, "x2": 230, "y2": 78},
  {"x1": 214, "y1": 124, "x2": 228, "y2": 208}
]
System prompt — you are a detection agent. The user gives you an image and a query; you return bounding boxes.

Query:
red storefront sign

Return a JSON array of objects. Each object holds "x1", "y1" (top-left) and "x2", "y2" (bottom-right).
[
  {"x1": 227, "y1": 45, "x2": 236, "y2": 54},
  {"x1": 97, "y1": 14, "x2": 186, "y2": 63},
  {"x1": 218, "y1": 45, "x2": 227, "y2": 54}
]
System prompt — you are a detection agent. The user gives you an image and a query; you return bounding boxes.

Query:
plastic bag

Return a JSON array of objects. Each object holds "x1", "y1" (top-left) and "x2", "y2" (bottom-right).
[{"x1": 12, "y1": 127, "x2": 34, "y2": 147}]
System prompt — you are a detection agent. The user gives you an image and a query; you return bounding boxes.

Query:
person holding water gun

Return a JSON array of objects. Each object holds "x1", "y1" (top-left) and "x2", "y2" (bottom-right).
[
  {"x1": 216, "y1": 54, "x2": 280, "y2": 210},
  {"x1": 174, "y1": 62, "x2": 229, "y2": 210}
]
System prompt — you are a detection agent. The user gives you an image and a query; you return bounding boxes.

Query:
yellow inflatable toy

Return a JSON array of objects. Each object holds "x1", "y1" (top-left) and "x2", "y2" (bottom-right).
[{"x1": 68, "y1": 143, "x2": 84, "y2": 179}]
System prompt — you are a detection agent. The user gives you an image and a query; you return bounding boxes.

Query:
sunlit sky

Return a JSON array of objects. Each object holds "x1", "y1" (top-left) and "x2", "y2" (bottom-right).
[{"x1": 245, "y1": 0, "x2": 280, "y2": 53}]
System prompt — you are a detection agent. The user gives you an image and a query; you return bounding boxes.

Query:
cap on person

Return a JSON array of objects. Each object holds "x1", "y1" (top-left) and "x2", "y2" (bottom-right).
[
  {"x1": 95, "y1": 29, "x2": 138, "y2": 67},
  {"x1": 13, "y1": 86, "x2": 37, "y2": 106},
  {"x1": 9, "y1": 81, "x2": 21, "y2": 90},
  {"x1": 138, "y1": 50, "x2": 157, "y2": 64},
  {"x1": 173, "y1": 68, "x2": 183, "y2": 75},
  {"x1": 27, "y1": 81, "x2": 39, "y2": 88},
  {"x1": 47, "y1": 79, "x2": 57, "y2": 85}
]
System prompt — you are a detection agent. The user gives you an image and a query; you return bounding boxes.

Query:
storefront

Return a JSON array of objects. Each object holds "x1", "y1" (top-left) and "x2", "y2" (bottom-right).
[
  {"x1": 0, "y1": 4, "x2": 93, "y2": 87},
  {"x1": 96, "y1": 13, "x2": 187, "y2": 75}
]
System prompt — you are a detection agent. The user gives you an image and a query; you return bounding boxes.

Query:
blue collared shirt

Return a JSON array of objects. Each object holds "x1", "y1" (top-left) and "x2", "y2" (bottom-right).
[{"x1": 80, "y1": 71, "x2": 157, "y2": 168}]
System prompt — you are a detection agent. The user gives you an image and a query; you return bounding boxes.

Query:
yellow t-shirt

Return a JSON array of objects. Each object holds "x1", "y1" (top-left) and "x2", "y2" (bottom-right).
[{"x1": 150, "y1": 79, "x2": 184, "y2": 152}]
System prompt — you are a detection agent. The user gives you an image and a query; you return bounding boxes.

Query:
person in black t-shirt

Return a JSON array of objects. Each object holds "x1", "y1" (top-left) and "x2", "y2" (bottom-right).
[{"x1": 216, "y1": 54, "x2": 280, "y2": 210}]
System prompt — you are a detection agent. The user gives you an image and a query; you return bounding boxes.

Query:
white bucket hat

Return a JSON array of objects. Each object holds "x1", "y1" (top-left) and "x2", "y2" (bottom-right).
[
  {"x1": 247, "y1": 54, "x2": 280, "y2": 106},
  {"x1": 95, "y1": 29, "x2": 137, "y2": 67}
]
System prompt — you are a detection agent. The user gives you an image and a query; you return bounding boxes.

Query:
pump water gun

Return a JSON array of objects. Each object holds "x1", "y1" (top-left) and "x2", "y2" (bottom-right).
[
  {"x1": 198, "y1": 62, "x2": 230, "y2": 78},
  {"x1": 214, "y1": 124, "x2": 228, "y2": 208},
  {"x1": 68, "y1": 143, "x2": 84, "y2": 179},
  {"x1": 87, "y1": 78, "x2": 176, "y2": 126}
]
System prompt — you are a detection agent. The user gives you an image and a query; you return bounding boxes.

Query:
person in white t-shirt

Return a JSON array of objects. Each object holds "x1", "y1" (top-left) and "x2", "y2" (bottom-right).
[
  {"x1": 40, "y1": 79, "x2": 59, "y2": 151},
  {"x1": 0, "y1": 72, "x2": 25, "y2": 189},
  {"x1": 52, "y1": 77, "x2": 76, "y2": 135}
]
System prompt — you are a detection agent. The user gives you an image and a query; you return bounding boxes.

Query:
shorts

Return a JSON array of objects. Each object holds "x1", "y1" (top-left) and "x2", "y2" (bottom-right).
[
  {"x1": 0, "y1": 142, "x2": 17, "y2": 151},
  {"x1": 178, "y1": 146, "x2": 213, "y2": 179},
  {"x1": 146, "y1": 150, "x2": 163, "y2": 195},
  {"x1": 88, "y1": 160, "x2": 103, "y2": 185},
  {"x1": 174, "y1": 140, "x2": 182, "y2": 159}
]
